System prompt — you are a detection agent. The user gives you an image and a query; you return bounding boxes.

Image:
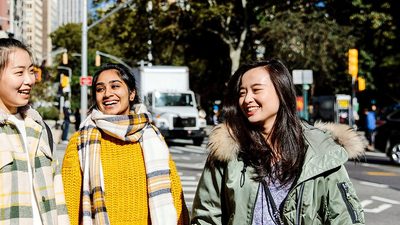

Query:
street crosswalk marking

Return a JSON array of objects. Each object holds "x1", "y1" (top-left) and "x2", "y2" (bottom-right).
[{"x1": 179, "y1": 173, "x2": 201, "y2": 211}]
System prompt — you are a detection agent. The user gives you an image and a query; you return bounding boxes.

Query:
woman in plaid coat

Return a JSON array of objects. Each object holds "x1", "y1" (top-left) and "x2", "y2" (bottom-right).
[{"x1": 0, "y1": 38, "x2": 70, "y2": 225}]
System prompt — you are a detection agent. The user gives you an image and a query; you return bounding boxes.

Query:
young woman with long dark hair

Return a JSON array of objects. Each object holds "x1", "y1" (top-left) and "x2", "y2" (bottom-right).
[{"x1": 191, "y1": 59, "x2": 365, "y2": 225}]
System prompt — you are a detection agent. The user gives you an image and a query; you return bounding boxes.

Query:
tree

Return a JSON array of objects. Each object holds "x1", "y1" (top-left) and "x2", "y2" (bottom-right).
[{"x1": 256, "y1": 2, "x2": 356, "y2": 95}]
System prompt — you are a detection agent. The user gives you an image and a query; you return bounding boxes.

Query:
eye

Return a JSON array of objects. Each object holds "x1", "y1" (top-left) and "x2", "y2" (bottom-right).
[
  {"x1": 253, "y1": 88, "x2": 262, "y2": 93},
  {"x1": 239, "y1": 89, "x2": 246, "y2": 97},
  {"x1": 111, "y1": 84, "x2": 120, "y2": 89},
  {"x1": 14, "y1": 70, "x2": 24, "y2": 76},
  {"x1": 96, "y1": 86, "x2": 105, "y2": 92}
]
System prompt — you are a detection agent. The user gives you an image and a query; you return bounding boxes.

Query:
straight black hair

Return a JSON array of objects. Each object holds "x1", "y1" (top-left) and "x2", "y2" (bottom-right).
[
  {"x1": 90, "y1": 63, "x2": 140, "y2": 112},
  {"x1": 223, "y1": 59, "x2": 306, "y2": 184}
]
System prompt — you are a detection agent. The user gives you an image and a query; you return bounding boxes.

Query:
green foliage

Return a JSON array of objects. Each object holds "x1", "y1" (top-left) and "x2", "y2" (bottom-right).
[
  {"x1": 36, "y1": 106, "x2": 60, "y2": 120},
  {"x1": 48, "y1": 0, "x2": 400, "y2": 111}
]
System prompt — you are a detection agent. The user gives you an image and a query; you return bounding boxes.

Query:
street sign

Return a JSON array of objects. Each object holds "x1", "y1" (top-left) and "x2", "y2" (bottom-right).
[
  {"x1": 292, "y1": 70, "x2": 313, "y2": 84},
  {"x1": 80, "y1": 76, "x2": 93, "y2": 86}
]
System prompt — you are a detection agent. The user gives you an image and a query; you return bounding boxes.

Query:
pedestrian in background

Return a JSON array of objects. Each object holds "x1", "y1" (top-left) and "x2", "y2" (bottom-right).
[
  {"x1": 61, "y1": 100, "x2": 72, "y2": 144},
  {"x1": 365, "y1": 105, "x2": 377, "y2": 150},
  {"x1": 0, "y1": 38, "x2": 70, "y2": 224},
  {"x1": 62, "y1": 63, "x2": 189, "y2": 225},
  {"x1": 191, "y1": 59, "x2": 365, "y2": 225}
]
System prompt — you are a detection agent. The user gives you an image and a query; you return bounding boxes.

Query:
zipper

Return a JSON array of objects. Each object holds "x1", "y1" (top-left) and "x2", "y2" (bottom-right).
[
  {"x1": 337, "y1": 182, "x2": 359, "y2": 223},
  {"x1": 249, "y1": 183, "x2": 261, "y2": 225},
  {"x1": 240, "y1": 163, "x2": 247, "y2": 187},
  {"x1": 295, "y1": 183, "x2": 305, "y2": 225}
]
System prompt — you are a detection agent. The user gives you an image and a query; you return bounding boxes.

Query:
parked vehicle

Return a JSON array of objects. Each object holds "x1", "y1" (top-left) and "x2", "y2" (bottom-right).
[
  {"x1": 374, "y1": 109, "x2": 400, "y2": 165},
  {"x1": 133, "y1": 65, "x2": 207, "y2": 146}
]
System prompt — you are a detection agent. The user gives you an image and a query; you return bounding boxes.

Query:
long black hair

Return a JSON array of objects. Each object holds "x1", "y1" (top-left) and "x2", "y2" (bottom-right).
[
  {"x1": 90, "y1": 63, "x2": 140, "y2": 111},
  {"x1": 223, "y1": 59, "x2": 306, "y2": 184}
]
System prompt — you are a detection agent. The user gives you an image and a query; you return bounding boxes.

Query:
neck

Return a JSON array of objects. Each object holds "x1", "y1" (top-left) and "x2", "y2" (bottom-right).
[{"x1": 0, "y1": 105, "x2": 17, "y2": 114}]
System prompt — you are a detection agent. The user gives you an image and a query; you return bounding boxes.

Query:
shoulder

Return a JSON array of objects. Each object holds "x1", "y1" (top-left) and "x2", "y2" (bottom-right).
[
  {"x1": 207, "y1": 123, "x2": 240, "y2": 163},
  {"x1": 305, "y1": 121, "x2": 366, "y2": 159}
]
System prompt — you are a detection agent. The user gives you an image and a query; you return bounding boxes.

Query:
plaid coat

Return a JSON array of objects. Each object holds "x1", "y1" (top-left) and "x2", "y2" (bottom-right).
[{"x1": 0, "y1": 106, "x2": 70, "y2": 225}]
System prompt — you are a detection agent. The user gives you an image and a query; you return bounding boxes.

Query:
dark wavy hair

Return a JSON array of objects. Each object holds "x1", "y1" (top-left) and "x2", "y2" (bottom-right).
[
  {"x1": 90, "y1": 63, "x2": 140, "y2": 111},
  {"x1": 223, "y1": 59, "x2": 306, "y2": 184}
]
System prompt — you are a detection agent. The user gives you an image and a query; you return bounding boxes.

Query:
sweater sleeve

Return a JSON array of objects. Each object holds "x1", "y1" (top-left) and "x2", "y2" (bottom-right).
[
  {"x1": 169, "y1": 157, "x2": 190, "y2": 225},
  {"x1": 61, "y1": 132, "x2": 82, "y2": 225}
]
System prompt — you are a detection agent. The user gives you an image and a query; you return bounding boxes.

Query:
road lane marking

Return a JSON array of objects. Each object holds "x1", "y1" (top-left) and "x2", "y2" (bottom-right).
[
  {"x1": 359, "y1": 181, "x2": 389, "y2": 188},
  {"x1": 176, "y1": 162, "x2": 205, "y2": 169},
  {"x1": 181, "y1": 181, "x2": 200, "y2": 186},
  {"x1": 363, "y1": 203, "x2": 392, "y2": 213},
  {"x1": 366, "y1": 171, "x2": 398, "y2": 176},
  {"x1": 371, "y1": 196, "x2": 400, "y2": 205},
  {"x1": 180, "y1": 176, "x2": 196, "y2": 181}
]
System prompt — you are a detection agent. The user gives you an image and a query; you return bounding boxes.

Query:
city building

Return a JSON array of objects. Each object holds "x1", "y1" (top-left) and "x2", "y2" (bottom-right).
[
  {"x1": 0, "y1": 0, "x2": 60, "y2": 65},
  {"x1": 57, "y1": 0, "x2": 81, "y2": 26}
]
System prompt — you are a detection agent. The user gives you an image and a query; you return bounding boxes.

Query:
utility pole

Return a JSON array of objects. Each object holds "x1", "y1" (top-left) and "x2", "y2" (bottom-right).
[
  {"x1": 81, "y1": 0, "x2": 134, "y2": 121},
  {"x1": 81, "y1": 0, "x2": 88, "y2": 121}
]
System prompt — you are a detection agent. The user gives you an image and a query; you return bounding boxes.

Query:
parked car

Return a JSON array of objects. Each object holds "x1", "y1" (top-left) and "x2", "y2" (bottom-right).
[{"x1": 374, "y1": 109, "x2": 400, "y2": 165}]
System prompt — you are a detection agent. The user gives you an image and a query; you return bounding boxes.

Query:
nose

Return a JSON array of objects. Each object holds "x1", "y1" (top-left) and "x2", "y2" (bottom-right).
[
  {"x1": 243, "y1": 92, "x2": 254, "y2": 103},
  {"x1": 104, "y1": 86, "x2": 114, "y2": 97},
  {"x1": 23, "y1": 71, "x2": 35, "y2": 86}
]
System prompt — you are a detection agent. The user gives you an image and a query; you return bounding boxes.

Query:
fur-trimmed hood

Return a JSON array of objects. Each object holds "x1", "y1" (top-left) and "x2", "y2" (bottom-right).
[{"x1": 207, "y1": 121, "x2": 366, "y2": 163}]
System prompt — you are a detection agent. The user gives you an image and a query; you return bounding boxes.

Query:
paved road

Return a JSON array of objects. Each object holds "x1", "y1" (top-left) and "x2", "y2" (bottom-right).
[
  {"x1": 54, "y1": 127, "x2": 400, "y2": 223},
  {"x1": 53, "y1": 135, "x2": 209, "y2": 211}
]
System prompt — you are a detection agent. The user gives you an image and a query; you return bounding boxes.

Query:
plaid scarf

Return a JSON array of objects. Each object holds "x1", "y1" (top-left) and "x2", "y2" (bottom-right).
[{"x1": 78, "y1": 105, "x2": 177, "y2": 225}]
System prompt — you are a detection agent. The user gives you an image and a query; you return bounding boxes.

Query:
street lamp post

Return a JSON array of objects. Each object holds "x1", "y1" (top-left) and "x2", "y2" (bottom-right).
[
  {"x1": 81, "y1": 0, "x2": 134, "y2": 121},
  {"x1": 81, "y1": 0, "x2": 88, "y2": 121},
  {"x1": 95, "y1": 50, "x2": 134, "y2": 71}
]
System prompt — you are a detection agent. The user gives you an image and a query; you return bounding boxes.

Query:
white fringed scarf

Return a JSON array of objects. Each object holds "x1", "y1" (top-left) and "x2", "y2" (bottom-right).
[{"x1": 78, "y1": 105, "x2": 177, "y2": 225}]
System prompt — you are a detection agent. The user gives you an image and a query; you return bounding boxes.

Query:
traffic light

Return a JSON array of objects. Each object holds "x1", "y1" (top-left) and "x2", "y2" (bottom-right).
[
  {"x1": 95, "y1": 54, "x2": 101, "y2": 66},
  {"x1": 348, "y1": 49, "x2": 358, "y2": 78},
  {"x1": 33, "y1": 66, "x2": 42, "y2": 82},
  {"x1": 60, "y1": 73, "x2": 70, "y2": 88},
  {"x1": 358, "y1": 77, "x2": 366, "y2": 91},
  {"x1": 62, "y1": 52, "x2": 68, "y2": 65}
]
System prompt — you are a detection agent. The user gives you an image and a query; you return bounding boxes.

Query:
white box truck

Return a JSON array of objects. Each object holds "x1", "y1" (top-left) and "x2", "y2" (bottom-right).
[{"x1": 133, "y1": 65, "x2": 207, "y2": 146}]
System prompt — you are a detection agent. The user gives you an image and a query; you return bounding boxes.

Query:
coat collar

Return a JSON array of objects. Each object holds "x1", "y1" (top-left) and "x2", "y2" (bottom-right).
[
  {"x1": 0, "y1": 105, "x2": 43, "y2": 124},
  {"x1": 207, "y1": 122, "x2": 366, "y2": 163}
]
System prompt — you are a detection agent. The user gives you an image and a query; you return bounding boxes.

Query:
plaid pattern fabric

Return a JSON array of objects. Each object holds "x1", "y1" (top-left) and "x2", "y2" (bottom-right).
[
  {"x1": 0, "y1": 107, "x2": 70, "y2": 225},
  {"x1": 78, "y1": 105, "x2": 177, "y2": 225}
]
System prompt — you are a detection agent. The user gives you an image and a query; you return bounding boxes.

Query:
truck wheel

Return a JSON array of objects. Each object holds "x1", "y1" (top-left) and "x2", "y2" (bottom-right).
[
  {"x1": 389, "y1": 142, "x2": 400, "y2": 166},
  {"x1": 193, "y1": 138, "x2": 204, "y2": 146}
]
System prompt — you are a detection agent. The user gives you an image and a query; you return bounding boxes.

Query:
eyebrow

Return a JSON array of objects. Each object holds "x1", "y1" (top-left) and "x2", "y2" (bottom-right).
[
  {"x1": 240, "y1": 83, "x2": 265, "y2": 88},
  {"x1": 95, "y1": 80, "x2": 123, "y2": 86},
  {"x1": 12, "y1": 64, "x2": 34, "y2": 69}
]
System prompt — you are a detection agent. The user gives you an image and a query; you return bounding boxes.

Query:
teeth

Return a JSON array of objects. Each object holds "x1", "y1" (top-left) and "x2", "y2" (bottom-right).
[
  {"x1": 104, "y1": 101, "x2": 117, "y2": 105},
  {"x1": 247, "y1": 107, "x2": 259, "y2": 111},
  {"x1": 19, "y1": 90, "x2": 30, "y2": 94}
]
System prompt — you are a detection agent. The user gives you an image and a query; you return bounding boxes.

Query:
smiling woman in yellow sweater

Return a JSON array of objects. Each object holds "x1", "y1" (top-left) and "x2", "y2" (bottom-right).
[{"x1": 62, "y1": 63, "x2": 189, "y2": 225}]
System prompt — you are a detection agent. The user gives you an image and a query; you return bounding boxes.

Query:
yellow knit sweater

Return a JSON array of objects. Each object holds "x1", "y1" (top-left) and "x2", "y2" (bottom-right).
[{"x1": 62, "y1": 131, "x2": 189, "y2": 225}]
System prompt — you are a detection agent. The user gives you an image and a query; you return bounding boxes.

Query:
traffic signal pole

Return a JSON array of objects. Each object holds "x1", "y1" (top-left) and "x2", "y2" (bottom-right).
[
  {"x1": 81, "y1": 0, "x2": 134, "y2": 121},
  {"x1": 348, "y1": 48, "x2": 359, "y2": 128},
  {"x1": 81, "y1": 0, "x2": 88, "y2": 121}
]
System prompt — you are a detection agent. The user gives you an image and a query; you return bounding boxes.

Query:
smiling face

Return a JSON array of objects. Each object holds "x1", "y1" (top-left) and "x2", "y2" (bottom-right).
[
  {"x1": 0, "y1": 48, "x2": 35, "y2": 114},
  {"x1": 95, "y1": 69, "x2": 136, "y2": 115},
  {"x1": 239, "y1": 67, "x2": 280, "y2": 134}
]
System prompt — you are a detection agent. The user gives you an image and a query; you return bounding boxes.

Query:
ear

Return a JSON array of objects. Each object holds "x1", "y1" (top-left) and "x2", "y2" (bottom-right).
[{"x1": 129, "y1": 89, "x2": 136, "y2": 101}]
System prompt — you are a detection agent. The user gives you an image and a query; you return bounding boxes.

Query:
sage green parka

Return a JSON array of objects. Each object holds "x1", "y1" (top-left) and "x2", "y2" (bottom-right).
[{"x1": 191, "y1": 122, "x2": 365, "y2": 225}]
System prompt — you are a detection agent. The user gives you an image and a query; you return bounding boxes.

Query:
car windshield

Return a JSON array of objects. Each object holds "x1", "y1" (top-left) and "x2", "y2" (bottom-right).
[{"x1": 155, "y1": 93, "x2": 194, "y2": 107}]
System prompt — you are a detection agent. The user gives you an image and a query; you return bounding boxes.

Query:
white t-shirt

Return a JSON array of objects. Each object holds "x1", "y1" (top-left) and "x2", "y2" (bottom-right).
[{"x1": 8, "y1": 113, "x2": 42, "y2": 224}]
